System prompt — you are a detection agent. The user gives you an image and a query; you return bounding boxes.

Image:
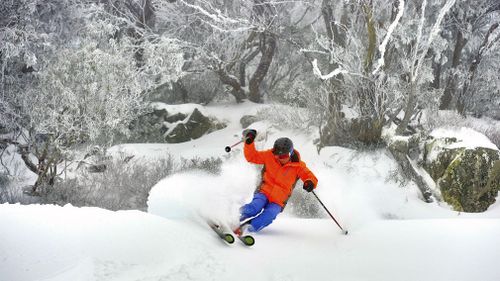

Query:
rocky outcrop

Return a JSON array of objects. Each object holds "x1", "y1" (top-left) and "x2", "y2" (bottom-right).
[
  {"x1": 240, "y1": 115, "x2": 259, "y2": 129},
  {"x1": 127, "y1": 109, "x2": 172, "y2": 143},
  {"x1": 128, "y1": 107, "x2": 226, "y2": 143},
  {"x1": 423, "y1": 136, "x2": 500, "y2": 212},
  {"x1": 165, "y1": 108, "x2": 226, "y2": 143}
]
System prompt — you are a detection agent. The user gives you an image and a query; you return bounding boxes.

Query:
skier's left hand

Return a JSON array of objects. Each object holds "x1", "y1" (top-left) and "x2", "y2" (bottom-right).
[{"x1": 303, "y1": 180, "x2": 314, "y2": 192}]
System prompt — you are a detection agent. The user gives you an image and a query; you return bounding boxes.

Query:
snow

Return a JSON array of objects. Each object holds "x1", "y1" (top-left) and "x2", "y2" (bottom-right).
[
  {"x1": 2, "y1": 102, "x2": 500, "y2": 281},
  {"x1": 430, "y1": 127, "x2": 499, "y2": 150},
  {"x1": 151, "y1": 102, "x2": 202, "y2": 115},
  {"x1": 2, "y1": 204, "x2": 500, "y2": 281},
  {"x1": 312, "y1": 59, "x2": 348, "y2": 80}
]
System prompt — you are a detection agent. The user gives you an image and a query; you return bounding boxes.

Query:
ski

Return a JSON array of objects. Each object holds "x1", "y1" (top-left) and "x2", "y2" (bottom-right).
[
  {"x1": 235, "y1": 233, "x2": 255, "y2": 246},
  {"x1": 233, "y1": 223, "x2": 255, "y2": 246},
  {"x1": 208, "y1": 222, "x2": 235, "y2": 244},
  {"x1": 206, "y1": 220, "x2": 255, "y2": 246}
]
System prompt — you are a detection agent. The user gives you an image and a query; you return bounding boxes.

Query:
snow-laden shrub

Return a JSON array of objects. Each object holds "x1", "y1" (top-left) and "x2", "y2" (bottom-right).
[
  {"x1": 0, "y1": 173, "x2": 38, "y2": 204},
  {"x1": 41, "y1": 154, "x2": 175, "y2": 211},
  {"x1": 178, "y1": 157, "x2": 223, "y2": 175},
  {"x1": 256, "y1": 105, "x2": 315, "y2": 131},
  {"x1": 0, "y1": 172, "x2": 11, "y2": 202},
  {"x1": 4, "y1": 1, "x2": 185, "y2": 192},
  {"x1": 40, "y1": 154, "x2": 224, "y2": 210}
]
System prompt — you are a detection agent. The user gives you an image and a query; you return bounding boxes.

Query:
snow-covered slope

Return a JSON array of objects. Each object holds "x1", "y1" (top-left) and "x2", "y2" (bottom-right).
[
  {"x1": 2, "y1": 203, "x2": 500, "y2": 281},
  {"x1": 2, "y1": 102, "x2": 500, "y2": 281}
]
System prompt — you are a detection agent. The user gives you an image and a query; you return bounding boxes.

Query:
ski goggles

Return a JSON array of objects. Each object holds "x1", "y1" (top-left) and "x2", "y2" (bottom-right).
[
  {"x1": 273, "y1": 146, "x2": 294, "y2": 157},
  {"x1": 276, "y1": 153, "x2": 290, "y2": 159}
]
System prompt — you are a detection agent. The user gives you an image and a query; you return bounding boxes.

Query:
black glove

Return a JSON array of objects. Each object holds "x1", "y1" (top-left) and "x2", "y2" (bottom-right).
[
  {"x1": 242, "y1": 129, "x2": 257, "y2": 144},
  {"x1": 303, "y1": 180, "x2": 314, "y2": 192}
]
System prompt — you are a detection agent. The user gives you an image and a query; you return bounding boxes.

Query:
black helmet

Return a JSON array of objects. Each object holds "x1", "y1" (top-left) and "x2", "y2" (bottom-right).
[{"x1": 273, "y1": 137, "x2": 293, "y2": 155}]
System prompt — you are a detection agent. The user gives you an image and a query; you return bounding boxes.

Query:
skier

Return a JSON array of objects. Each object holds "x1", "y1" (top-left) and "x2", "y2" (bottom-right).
[{"x1": 236, "y1": 129, "x2": 318, "y2": 235}]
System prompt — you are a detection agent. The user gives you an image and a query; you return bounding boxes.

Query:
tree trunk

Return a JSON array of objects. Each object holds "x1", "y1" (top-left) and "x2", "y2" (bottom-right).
[
  {"x1": 457, "y1": 22, "x2": 499, "y2": 116},
  {"x1": 124, "y1": 0, "x2": 155, "y2": 68},
  {"x1": 431, "y1": 53, "x2": 442, "y2": 89},
  {"x1": 17, "y1": 142, "x2": 59, "y2": 194},
  {"x1": 321, "y1": 0, "x2": 347, "y2": 48},
  {"x1": 33, "y1": 157, "x2": 57, "y2": 193},
  {"x1": 396, "y1": 82, "x2": 417, "y2": 135},
  {"x1": 215, "y1": 68, "x2": 247, "y2": 103},
  {"x1": 317, "y1": 0, "x2": 349, "y2": 148},
  {"x1": 387, "y1": 144, "x2": 434, "y2": 203},
  {"x1": 239, "y1": 48, "x2": 260, "y2": 87},
  {"x1": 440, "y1": 30, "x2": 467, "y2": 110},
  {"x1": 248, "y1": 32, "x2": 276, "y2": 103},
  {"x1": 362, "y1": 3, "x2": 377, "y2": 73},
  {"x1": 319, "y1": 80, "x2": 345, "y2": 147}
]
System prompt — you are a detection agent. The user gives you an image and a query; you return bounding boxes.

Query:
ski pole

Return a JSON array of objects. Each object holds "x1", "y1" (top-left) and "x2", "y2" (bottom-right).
[
  {"x1": 312, "y1": 190, "x2": 348, "y2": 235},
  {"x1": 225, "y1": 139, "x2": 245, "y2": 153}
]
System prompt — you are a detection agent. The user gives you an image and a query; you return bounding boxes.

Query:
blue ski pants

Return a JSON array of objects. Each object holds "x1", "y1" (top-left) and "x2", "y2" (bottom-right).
[{"x1": 240, "y1": 192, "x2": 282, "y2": 232}]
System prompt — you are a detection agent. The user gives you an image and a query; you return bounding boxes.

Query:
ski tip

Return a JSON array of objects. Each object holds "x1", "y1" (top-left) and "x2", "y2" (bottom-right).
[
  {"x1": 241, "y1": 235, "x2": 255, "y2": 246},
  {"x1": 224, "y1": 234, "x2": 235, "y2": 244}
]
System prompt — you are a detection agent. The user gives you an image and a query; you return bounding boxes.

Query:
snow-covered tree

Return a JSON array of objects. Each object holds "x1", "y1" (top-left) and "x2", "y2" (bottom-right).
[
  {"x1": 295, "y1": 0, "x2": 483, "y2": 146},
  {"x1": 158, "y1": 0, "x2": 309, "y2": 103},
  {"x1": 0, "y1": 0, "x2": 74, "y2": 133},
  {"x1": 1, "y1": 1, "x2": 184, "y2": 192},
  {"x1": 394, "y1": 0, "x2": 456, "y2": 134},
  {"x1": 438, "y1": 0, "x2": 500, "y2": 115},
  {"x1": 300, "y1": 0, "x2": 407, "y2": 146}
]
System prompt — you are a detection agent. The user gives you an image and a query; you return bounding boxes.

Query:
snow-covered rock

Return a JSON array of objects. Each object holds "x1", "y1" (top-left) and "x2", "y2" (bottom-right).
[
  {"x1": 127, "y1": 104, "x2": 227, "y2": 143},
  {"x1": 423, "y1": 128, "x2": 500, "y2": 212}
]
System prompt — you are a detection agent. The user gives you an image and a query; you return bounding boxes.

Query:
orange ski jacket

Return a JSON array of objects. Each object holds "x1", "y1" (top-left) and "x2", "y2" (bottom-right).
[{"x1": 244, "y1": 142, "x2": 318, "y2": 207}]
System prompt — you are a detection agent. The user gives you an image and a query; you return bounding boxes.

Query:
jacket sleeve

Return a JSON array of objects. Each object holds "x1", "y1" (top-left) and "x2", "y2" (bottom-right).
[
  {"x1": 244, "y1": 142, "x2": 266, "y2": 164},
  {"x1": 297, "y1": 162, "x2": 318, "y2": 188}
]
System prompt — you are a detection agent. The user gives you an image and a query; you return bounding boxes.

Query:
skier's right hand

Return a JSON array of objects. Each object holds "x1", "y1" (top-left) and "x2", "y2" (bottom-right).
[{"x1": 242, "y1": 129, "x2": 257, "y2": 144}]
